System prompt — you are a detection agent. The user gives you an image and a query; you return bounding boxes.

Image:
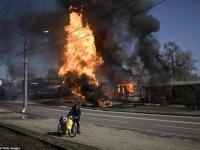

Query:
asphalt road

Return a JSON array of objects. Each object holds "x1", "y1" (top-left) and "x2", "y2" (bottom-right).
[{"x1": 0, "y1": 101, "x2": 200, "y2": 139}]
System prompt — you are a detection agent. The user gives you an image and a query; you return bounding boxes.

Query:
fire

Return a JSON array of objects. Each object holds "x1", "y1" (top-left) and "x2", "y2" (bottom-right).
[
  {"x1": 117, "y1": 82, "x2": 136, "y2": 97},
  {"x1": 58, "y1": 6, "x2": 103, "y2": 97}
]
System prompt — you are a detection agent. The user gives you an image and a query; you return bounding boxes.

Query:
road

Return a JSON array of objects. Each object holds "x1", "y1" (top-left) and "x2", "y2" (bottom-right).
[{"x1": 0, "y1": 101, "x2": 200, "y2": 139}]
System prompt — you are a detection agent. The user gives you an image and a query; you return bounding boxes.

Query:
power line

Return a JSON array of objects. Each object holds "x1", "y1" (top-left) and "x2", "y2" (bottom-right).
[
  {"x1": 27, "y1": 0, "x2": 143, "y2": 51},
  {"x1": 0, "y1": 51, "x2": 23, "y2": 65},
  {"x1": 0, "y1": 55, "x2": 23, "y2": 77},
  {"x1": 0, "y1": 0, "x2": 165, "y2": 77},
  {"x1": 0, "y1": 0, "x2": 142, "y2": 65},
  {"x1": 0, "y1": 0, "x2": 18, "y2": 21},
  {"x1": 28, "y1": 0, "x2": 166, "y2": 55},
  {"x1": 0, "y1": 0, "x2": 11, "y2": 16}
]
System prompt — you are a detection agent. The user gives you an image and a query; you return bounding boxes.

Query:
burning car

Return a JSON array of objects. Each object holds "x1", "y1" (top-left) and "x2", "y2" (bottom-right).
[
  {"x1": 82, "y1": 98, "x2": 112, "y2": 107},
  {"x1": 96, "y1": 99, "x2": 112, "y2": 107}
]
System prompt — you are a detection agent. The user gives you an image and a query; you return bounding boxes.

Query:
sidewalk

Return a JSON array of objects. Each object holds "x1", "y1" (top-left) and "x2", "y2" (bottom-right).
[{"x1": 0, "y1": 108, "x2": 200, "y2": 150}]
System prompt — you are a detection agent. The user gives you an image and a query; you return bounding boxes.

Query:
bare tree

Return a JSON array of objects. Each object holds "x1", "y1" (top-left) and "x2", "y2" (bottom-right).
[
  {"x1": 160, "y1": 42, "x2": 197, "y2": 84},
  {"x1": 148, "y1": 73, "x2": 160, "y2": 106},
  {"x1": 46, "y1": 68, "x2": 59, "y2": 79},
  {"x1": 147, "y1": 71, "x2": 172, "y2": 106},
  {"x1": 28, "y1": 72, "x2": 37, "y2": 79},
  {"x1": 46, "y1": 68, "x2": 60, "y2": 90},
  {"x1": 158, "y1": 72, "x2": 172, "y2": 106},
  {"x1": 133, "y1": 67, "x2": 148, "y2": 105}
]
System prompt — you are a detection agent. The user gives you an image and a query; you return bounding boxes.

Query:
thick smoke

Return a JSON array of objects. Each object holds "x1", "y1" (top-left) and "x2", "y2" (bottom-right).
[
  {"x1": 1, "y1": 0, "x2": 164, "y2": 100},
  {"x1": 128, "y1": 14, "x2": 161, "y2": 73},
  {"x1": 54, "y1": 0, "x2": 163, "y2": 100},
  {"x1": 0, "y1": 25, "x2": 24, "y2": 79},
  {"x1": 0, "y1": 0, "x2": 68, "y2": 79},
  {"x1": 56, "y1": 0, "x2": 163, "y2": 82}
]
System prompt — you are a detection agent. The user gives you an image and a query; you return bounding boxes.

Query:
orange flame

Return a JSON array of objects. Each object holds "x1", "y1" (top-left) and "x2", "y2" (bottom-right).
[
  {"x1": 117, "y1": 82, "x2": 136, "y2": 97},
  {"x1": 58, "y1": 6, "x2": 103, "y2": 96}
]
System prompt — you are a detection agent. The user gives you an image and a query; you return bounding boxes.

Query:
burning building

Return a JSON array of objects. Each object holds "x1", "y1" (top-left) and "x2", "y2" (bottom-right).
[
  {"x1": 56, "y1": 0, "x2": 162, "y2": 105},
  {"x1": 0, "y1": 1, "x2": 163, "y2": 104},
  {"x1": 116, "y1": 83, "x2": 135, "y2": 97}
]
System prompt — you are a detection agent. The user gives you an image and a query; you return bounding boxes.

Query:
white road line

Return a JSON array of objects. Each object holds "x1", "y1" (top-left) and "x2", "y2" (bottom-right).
[
  {"x1": 80, "y1": 108, "x2": 200, "y2": 119},
  {"x1": 28, "y1": 105, "x2": 200, "y2": 125},
  {"x1": 32, "y1": 110, "x2": 39, "y2": 111},
  {"x1": 155, "y1": 124, "x2": 200, "y2": 131},
  {"x1": 90, "y1": 118, "x2": 130, "y2": 123},
  {"x1": 31, "y1": 105, "x2": 200, "y2": 119},
  {"x1": 54, "y1": 113, "x2": 63, "y2": 115},
  {"x1": 83, "y1": 112, "x2": 200, "y2": 125}
]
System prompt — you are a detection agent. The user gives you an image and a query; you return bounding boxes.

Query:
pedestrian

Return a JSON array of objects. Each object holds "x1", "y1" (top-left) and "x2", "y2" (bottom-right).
[{"x1": 68, "y1": 104, "x2": 81, "y2": 133}]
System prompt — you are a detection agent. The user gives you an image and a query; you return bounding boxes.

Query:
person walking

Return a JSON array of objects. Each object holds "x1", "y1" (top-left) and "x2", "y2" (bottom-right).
[{"x1": 68, "y1": 104, "x2": 81, "y2": 133}]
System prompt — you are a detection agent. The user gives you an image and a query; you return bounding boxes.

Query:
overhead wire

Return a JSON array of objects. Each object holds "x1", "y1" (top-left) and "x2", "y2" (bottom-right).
[
  {"x1": 0, "y1": 0, "x2": 165, "y2": 75},
  {"x1": 0, "y1": 55, "x2": 24, "y2": 77},
  {"x1": 0, "y1": 51, "x2": 23, "y2": 65},
  {"x1": 0, "y1": 0, "x2": 12, "y2": 16},
  {"x1": 0, "y1": 0, "x2": 146, "y2": 77},
  {"x1": 0, "y1": 0, "x2": 142, "y2": 65},
  {"x1": 0, "y1": 0, "x2": 19, "y2": 66},
  {"x1": 27, "y1": 0, "x2": 143, "y2": 51},
  {"x1": 28, "y1": 0, "x2": 166, "y2": 55},
  {"x1": 0, "y1": 0, "x2": 18, "y2": 21}
]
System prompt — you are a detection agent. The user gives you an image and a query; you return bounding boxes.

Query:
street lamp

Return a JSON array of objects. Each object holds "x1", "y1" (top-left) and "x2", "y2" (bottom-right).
[{"x1": 5, "y1": 27, "x2": 49, "y2": 113}]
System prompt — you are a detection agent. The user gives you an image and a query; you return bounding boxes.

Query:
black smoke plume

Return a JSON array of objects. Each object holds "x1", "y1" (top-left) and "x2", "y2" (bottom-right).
[
  {"x1": 56, "y1": 0, "x2": 163, "y2": 82},
  {"x1": 54, "y1": 0, "x2": 163, "y2": 100},
  {"x1": 1, "y1": 0, "x2": 164, "y2": 101}
]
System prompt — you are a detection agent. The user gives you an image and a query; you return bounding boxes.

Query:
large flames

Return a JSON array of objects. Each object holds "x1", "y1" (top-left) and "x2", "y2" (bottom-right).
[{"x1": 58, "y1": 6, "x2": 103, "y2": 97}]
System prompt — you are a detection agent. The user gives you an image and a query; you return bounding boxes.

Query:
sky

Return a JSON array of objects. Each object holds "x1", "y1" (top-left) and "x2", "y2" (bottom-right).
[
  {"x1": 152, "y1": 0, "x2": 200, "y2": 74},
  {"x1": 0, "y1": 0, "x2": 200, "y2": 81}
]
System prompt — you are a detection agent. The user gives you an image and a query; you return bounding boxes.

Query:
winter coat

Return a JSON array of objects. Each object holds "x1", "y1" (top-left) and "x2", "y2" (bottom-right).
[{"x1": 68, "y1": 106, "x2": 81, "y2": 121}]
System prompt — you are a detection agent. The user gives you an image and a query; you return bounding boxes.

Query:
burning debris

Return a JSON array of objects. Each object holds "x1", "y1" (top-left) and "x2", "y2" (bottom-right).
[
  {"x1": 1, "y1": 0, "x2": 164, "y2": 105},
  {"x1": 57, "y1": 0, "x2": 162, "y2": 105}
]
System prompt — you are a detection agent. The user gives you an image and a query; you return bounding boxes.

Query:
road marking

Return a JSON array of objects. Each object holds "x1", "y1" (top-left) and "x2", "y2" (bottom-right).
[
  {"x1": 80, "y1": 108, "x2": 200, "y2": 119},
  {"x1": 3, "y1": 103, "x2": 200, "y2": 119},
  {"x1": 32, "y1": 110, "x2": 39, "y2": 111},
  {"x1": 90, "y1": 118, "x2": 129, "y2": 123},
  {"x1": 59, "y1": 105, "x2": 200, "y2": 119},
  {"x1": 155, "y1": 124, "x2": 200, "y2": 131},
  {"x1": 82, "y1": 112, "x2": 200, "y2": 125},
  {"x1": 28, "y1": 105, "x2": 200, "y2": 125},
  {"x1": 54, "y1": 113, "x2": 63, "y2": 115}
]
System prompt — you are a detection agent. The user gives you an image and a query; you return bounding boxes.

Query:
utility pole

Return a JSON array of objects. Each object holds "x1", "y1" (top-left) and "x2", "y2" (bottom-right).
[
  {"x1": 5, "y1": 27, "x2": 49, "y2": 113},
  {"x1": 23, "y1": 37, "x2": 27, "y2": 112}
]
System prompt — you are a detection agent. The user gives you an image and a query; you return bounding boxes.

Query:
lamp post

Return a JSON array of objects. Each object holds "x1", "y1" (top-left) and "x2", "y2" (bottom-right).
[{"x1": 5, "y1": 27, "x2": 49, "y2": 113}]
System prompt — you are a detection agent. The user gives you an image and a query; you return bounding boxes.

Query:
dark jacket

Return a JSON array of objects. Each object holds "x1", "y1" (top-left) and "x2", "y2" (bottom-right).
[{"x1": 68, "y1": 105, "x2": 81, "y2": 121}]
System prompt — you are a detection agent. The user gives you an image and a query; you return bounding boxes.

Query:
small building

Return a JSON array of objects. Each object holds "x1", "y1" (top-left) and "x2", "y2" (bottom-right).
[{"x1": 22, "y1": 77, "x2": 63, "y2": 94}]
